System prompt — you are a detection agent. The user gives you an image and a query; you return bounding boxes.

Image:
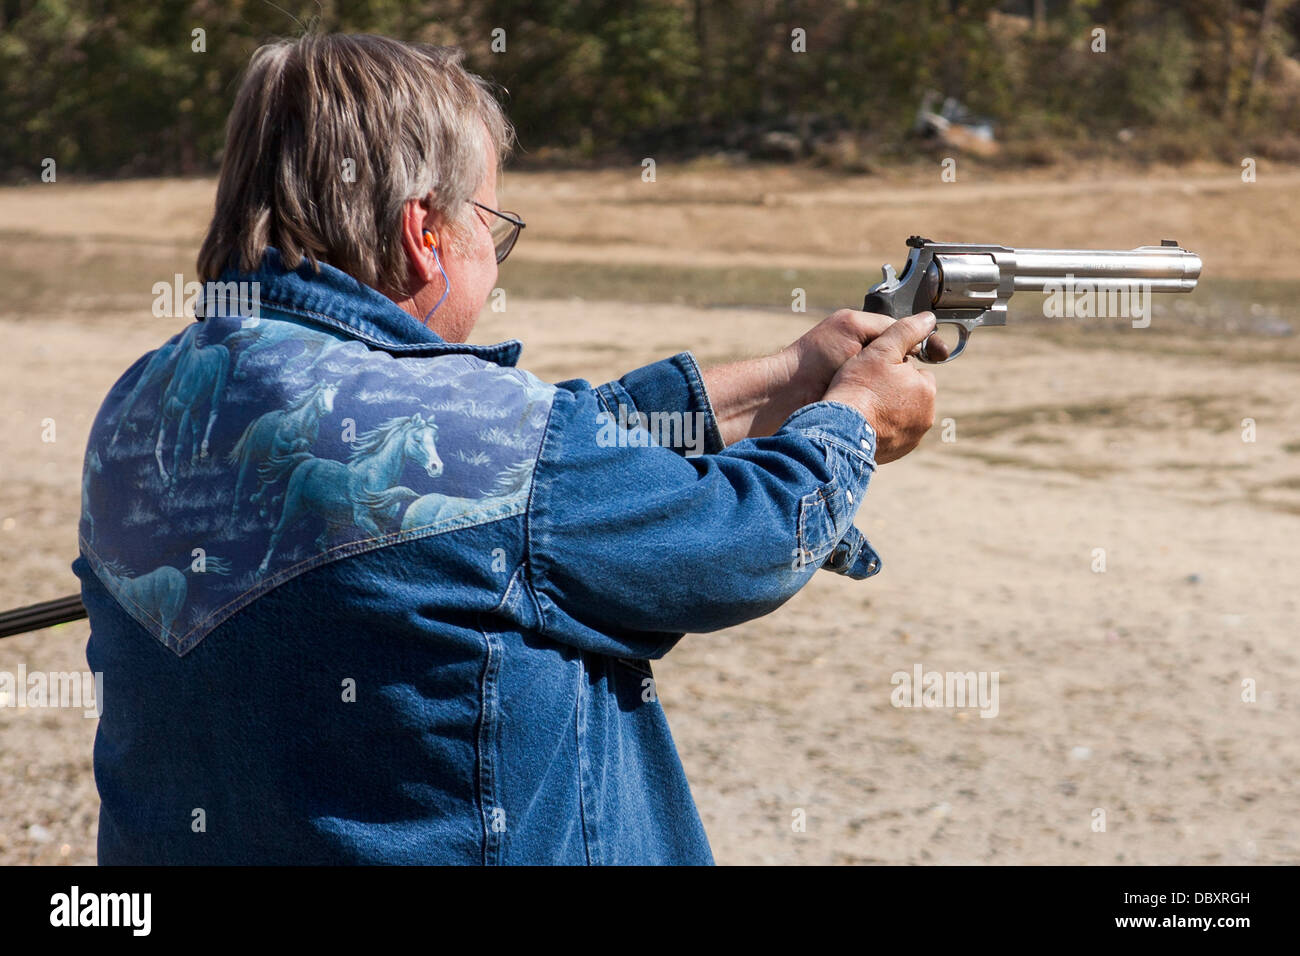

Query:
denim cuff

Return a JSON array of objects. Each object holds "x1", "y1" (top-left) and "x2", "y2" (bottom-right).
[
  {"x1": 595, "y1": 351, "x2": 725, "y2": 457},
  {"x1": 778, "y1": 400, "x2": 878, "y2": 463},
  {"x1": 779, "y1": 401, "x2": 884, "y2": 580},
  {"x1": 822, "y1": 523, "x2": 883, "y2": 579}
]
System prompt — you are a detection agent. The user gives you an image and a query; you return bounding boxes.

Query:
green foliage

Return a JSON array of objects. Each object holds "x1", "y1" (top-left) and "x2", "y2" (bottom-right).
[{"x1": 1, "y1": 0, "x2": 1297, "y2": 179}]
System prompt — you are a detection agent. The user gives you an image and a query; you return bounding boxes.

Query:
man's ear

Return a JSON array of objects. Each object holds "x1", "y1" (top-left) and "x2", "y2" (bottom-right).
[{"x1": 400, "y1": 197, "x2": 440, "y2": 285}]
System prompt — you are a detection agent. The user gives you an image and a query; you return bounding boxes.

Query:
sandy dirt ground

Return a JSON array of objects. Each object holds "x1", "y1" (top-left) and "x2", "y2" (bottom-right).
[{"x1": 1, "y1": 161, "x2": 1297, "y2": 865}]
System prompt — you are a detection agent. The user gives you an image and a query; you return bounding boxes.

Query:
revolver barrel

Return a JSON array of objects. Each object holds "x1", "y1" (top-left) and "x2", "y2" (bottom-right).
[
  {"x1": 865, "y1": 237, "x2": 1202, "y2": 363},
  {"x1": 1005, "y1": 246, "x2": 1202, "y2": 293}
]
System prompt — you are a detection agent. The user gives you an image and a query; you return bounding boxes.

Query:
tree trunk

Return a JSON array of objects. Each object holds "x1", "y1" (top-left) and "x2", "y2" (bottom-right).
[{"x1": 1245, "y1": 0, "x2": 1276, "y2": 113}]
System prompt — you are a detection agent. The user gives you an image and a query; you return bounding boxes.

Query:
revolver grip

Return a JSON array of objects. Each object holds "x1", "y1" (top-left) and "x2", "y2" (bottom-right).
[{"x1": 862, "y1": 289, "x2": 899, "y2": 318}]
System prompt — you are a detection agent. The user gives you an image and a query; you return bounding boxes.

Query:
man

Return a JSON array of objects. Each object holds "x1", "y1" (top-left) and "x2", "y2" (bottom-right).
[{"x1": 75, "y1": 33, "x2": 937, "y2": 864}]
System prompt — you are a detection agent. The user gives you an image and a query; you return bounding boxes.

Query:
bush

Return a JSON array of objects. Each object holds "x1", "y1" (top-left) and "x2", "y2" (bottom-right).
[{"x1": 1, "y1": 0, "x2": 1296, "y2": 180}]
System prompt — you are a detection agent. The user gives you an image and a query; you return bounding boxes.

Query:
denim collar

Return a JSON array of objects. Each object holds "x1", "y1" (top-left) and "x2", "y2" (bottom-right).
[{"x1": 208, "y1": 246, "x2": 522, "y2": 366}]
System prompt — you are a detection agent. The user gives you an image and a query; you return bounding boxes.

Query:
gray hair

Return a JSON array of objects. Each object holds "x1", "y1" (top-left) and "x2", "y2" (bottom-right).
[{"x1": 198, "y1": 34, "x2": 513, "y2": 294}]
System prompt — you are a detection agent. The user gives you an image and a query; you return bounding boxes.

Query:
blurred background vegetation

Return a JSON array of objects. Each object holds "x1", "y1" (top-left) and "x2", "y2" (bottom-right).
[{"x1": 2, "y1": 0, "x2": 1299, "y2": 180}]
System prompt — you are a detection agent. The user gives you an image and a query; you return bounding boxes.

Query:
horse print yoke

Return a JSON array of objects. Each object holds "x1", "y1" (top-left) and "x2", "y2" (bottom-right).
[{"x1": 79, "y1": 313, "x2": 556, "y2": 655}]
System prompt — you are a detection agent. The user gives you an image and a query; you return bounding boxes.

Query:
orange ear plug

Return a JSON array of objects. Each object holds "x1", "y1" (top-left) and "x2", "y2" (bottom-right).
[{"x1": 422, "y1": 230, "x2": 437, "y2": 249}]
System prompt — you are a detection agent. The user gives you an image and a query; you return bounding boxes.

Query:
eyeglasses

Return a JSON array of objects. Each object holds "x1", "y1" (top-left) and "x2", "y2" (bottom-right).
[{"x1": 468, "y1": 200, "x2": 525, "y2": 264}]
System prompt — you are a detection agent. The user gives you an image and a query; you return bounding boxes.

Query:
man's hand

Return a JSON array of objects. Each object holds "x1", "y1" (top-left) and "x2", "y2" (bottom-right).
[
  {"x1": 702, "y1": 307, "x2": 942, "y2": 447},
  {"x1": 782, "y1": 308, "x2": 896, "y2": 404},
  {"x1": 704, "y1": 308, "x2": 915, "y2": 443},
  {"x1": 782, "y1": 307, "x2": 949, "y2": 398},
  {"x1": 822, "y1": 312, "x2": 938, "y2": 464}
]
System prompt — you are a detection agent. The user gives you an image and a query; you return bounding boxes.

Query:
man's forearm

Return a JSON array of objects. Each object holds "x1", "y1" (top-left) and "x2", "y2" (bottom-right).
[{"x1": 701, "y1": 349, "x2": 825, "y2": 446}]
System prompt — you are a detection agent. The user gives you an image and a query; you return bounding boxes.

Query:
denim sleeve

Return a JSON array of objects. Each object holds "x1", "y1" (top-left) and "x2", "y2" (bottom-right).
[
  {"x1": 589, "y1": 354, "x2": 876, "y2": 577},
  {"x1": 579, "y1": 351, "x2": 725, "y2": 457},
  {"x1": 525, "y1": 380, "x2": 884, "y2": 659}
]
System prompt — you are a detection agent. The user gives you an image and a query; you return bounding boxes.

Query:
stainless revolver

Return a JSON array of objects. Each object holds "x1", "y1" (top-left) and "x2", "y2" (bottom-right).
[{"x1": 863, "y1": 236, "x2": 1203, "y2": 363}]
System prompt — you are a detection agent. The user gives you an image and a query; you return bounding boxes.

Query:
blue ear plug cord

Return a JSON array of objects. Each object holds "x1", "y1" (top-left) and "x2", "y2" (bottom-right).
[{"x1": 423, "y1": 243, "x2": 450, "y2": 324}]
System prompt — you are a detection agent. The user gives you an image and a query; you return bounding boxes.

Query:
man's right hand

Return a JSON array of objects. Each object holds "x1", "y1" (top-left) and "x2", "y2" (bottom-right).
[{"x1": 821, "y1": 311, "x2": 938, "y2": 464}]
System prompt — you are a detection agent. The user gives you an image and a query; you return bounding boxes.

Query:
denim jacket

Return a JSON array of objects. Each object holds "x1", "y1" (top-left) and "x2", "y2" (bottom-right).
[{"x1": 73, "y1": 248, "x2": 883, "y2": 865}]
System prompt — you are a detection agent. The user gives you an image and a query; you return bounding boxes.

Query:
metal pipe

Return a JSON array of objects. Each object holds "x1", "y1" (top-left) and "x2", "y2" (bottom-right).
[{"x1": 0, "y1": 594, "x2": 87, "y2": 639}]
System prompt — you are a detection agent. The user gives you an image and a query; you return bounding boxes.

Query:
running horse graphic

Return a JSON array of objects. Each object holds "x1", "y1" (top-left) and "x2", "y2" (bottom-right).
[
  {"x1": 228, "y1": 381, "x2": 338, "y2": 518},
  {"x1": 154, "y1": 326, "x2": 231, "y2": 488},
  {"x1": 98, "y1": 557, "x2": 232, "y2": 646},
  {"x1": 362, "y1": 459, "x2": 535, "y2": 532},
  {"x1": 109, "y1": 341, "x2": 179, "y2": 446},
  {"x1": 227, "y1": 319, "x2": 353, "y2": 381},
  {"x1": 80, "y1": 449, "x2": 103, "y2": 543},
  {"x1": 256, "y1": 413, "x2": 443, "y2": 575}
]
